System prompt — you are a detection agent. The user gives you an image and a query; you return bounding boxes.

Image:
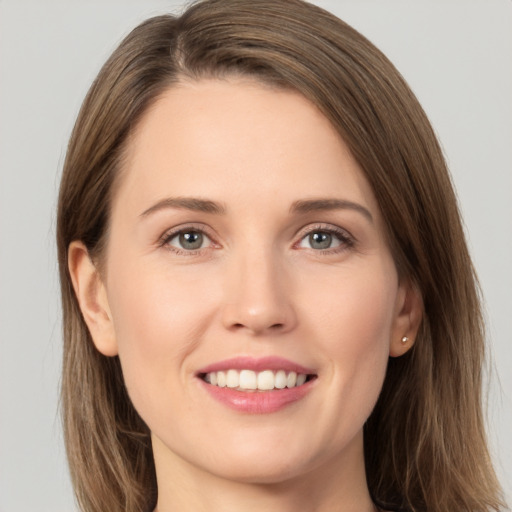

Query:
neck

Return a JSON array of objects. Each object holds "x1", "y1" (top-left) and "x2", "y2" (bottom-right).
[{"x1": 152, "y1": 431, "x2": 376, "y2": 512}]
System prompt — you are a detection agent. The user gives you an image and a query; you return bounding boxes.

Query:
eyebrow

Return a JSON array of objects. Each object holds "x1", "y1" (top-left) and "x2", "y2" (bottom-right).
[
  {"x1": 290, "y1": 198, "x2": 373, "y2": 223},
  {"x1": 140, "y1": 197, "x2": 226, "y2": 217},
  {"x1": 139, "y1": 196, "x2": 373, "y2": 223}
]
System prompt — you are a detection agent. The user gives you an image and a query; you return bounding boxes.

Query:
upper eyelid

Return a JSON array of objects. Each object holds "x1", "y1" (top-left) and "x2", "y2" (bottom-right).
[
  {"x1": 158, "y1": 223, "x2": 218, "y2": 248},
  {"x1": 160, "y1": 222, "x2": 216, "y2": 238},
  {"x1": 295, "y1": 222, "x2": 354, "y2": 240}
]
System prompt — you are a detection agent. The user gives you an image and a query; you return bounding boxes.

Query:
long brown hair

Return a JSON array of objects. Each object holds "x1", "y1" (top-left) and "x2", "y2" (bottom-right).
[{"x1": 57, "y1": 1, "x2": 506, "y2": 511}]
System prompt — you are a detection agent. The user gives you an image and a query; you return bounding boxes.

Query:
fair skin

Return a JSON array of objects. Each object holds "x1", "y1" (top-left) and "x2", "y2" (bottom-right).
[{"x1": 69, "y1": 79, "x2": 422, "y2": 512}]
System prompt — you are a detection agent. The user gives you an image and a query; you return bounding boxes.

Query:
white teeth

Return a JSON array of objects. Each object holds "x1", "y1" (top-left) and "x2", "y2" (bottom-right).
[
  {"x1": 239, "y1": 370, "x2": 257, "y2": 390},
  {"x1": 226, "y1": 369, "x2": 239, "y2": 388},
  {"x1": 203, "y1": 369, "x2": 311, "y2": 391},
  {"x1": 257, "y1": 370, "x2": 275, "y2": 390},
  {"x1": 275, "y1": 370, "x2": 287, "y2": 389},
  {"x1": 217, "y1": 371, "x2": 226, "y2": 387},
  {"x1": 287, "y1": 371, "x2": 297, "y2": 388}
]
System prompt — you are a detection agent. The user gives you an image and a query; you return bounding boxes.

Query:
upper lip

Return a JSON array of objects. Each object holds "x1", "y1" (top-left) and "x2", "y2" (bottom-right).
[{"x1": 197, "y1": 356, "x2": 316, "y2": 375}]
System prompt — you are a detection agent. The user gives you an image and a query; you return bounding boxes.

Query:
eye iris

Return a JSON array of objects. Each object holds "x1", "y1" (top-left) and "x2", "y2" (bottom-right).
[
  {"x1": 309, "y1": 232, "x2": 332, "y2": 249},
  {"x1": 179, "y1": 231, "x2": 203, "y2": 250}
]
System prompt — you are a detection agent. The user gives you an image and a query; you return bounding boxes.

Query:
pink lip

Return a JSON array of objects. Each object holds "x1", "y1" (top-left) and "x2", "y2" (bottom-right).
[
  {"x1": 198, "y1": 378, "x2": 316, "y2": 414},
  {"x1": 197, "y1": 356, "x2": 315, "y2": 375},
  {"x1": 196, "y1": 356, "x2": 317, "y2": 414}
]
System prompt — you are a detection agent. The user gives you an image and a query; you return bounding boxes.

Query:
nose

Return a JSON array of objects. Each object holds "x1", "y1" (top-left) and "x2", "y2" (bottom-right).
[{"x1": 221, "y1": 246, "x2": 297, "y2": 336}]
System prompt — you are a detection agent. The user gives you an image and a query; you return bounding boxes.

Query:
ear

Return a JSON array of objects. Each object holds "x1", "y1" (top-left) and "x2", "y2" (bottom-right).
[
  {"x1": 389, "y1": 278, "x2": 423, "y2": 357},
  {"x1": 68, "y1": 241, "x2": 118, "y2": 356}
]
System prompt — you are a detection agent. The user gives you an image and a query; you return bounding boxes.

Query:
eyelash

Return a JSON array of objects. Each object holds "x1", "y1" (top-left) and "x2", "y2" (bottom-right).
[
  {"x1": 158, "y1": 223, "x2": 217, "y2": 256},
  {"x1": 158, "y1": 223, "x2": 355, "y2": 256},
  {"x1": 294, "y1": 224, "x2": 355, "y2": 255}
]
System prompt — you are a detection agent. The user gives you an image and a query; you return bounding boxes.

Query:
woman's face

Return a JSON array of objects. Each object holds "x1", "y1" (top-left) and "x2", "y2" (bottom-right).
[{"x1": 77, "y1": 79, "x2": 416, "y2": 484}]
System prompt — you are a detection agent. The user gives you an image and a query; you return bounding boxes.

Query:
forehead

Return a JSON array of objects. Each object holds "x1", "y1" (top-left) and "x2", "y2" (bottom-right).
[{"x1": 114, "y1": 78, "x2": 378, "y2": 217}]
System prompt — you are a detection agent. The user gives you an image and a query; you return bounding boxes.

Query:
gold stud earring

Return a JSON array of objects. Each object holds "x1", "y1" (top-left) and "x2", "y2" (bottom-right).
[{"x1": 401, "y1": 336, "x2": 409, "y2": 344}]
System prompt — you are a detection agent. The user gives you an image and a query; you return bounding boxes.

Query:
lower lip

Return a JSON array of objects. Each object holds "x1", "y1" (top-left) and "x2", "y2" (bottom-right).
[{"x1": 199, "y1": 378, "x2": 315, "y2": 414}]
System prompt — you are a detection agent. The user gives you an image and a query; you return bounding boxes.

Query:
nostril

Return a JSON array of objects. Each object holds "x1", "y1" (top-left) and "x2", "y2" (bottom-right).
[{"x1": 231, "y1": 322, "x2": 283, "y2": 332}]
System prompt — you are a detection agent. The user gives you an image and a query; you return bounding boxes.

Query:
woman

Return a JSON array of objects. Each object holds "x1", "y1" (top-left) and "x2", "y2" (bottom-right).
[{"x1": 56, "y1": 0, "x2": 506, "y2": 511}]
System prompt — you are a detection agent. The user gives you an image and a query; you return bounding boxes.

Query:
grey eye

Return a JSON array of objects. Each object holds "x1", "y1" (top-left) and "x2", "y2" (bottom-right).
[
  {"x1": 298, "y1": 230, "x2": 344, "y2": 250},
  {"x1": 179, "y1": 231, "x2": 203, "y2": 250},
  {"x1": 169, "y1": 231, "x2": 208, "y2": 250},
  {"x1": 309, "y1": 232, "x2": 332, "y2": 249}
]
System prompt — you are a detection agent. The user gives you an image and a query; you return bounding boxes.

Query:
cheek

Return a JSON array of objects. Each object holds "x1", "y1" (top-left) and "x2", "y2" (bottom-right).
[
  {"x1": 303, "y1": 262, "x2": 397, "y2": 353},
  {"x1": 301, "y1": 263, "x2": 397, "y2": 412},
  {"x1": 105, "y1": 258, "x2": 218, "y2": 404}
]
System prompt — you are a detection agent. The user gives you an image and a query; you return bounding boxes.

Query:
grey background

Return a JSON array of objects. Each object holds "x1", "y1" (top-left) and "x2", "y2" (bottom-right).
[{"x1": 0, "y1": 1, "x2": 510, "y2": 510}]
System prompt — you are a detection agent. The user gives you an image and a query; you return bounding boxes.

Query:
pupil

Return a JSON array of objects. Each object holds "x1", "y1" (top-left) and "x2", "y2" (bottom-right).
[
  {"x1": 179, "y1": 232, "x2": 203, "y2": 250},
  {"x1": 310, "y1": 232, "x2": 331, "y2": 249}
]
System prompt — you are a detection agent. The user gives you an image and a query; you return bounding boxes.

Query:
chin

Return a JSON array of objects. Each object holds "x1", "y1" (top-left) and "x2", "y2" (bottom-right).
[
  {"x1": 206, "y1": 455, "x2": 311, "y2": 485},
  {"x1": 201, "y1": 434, "x2": 337, "y2": 485}
]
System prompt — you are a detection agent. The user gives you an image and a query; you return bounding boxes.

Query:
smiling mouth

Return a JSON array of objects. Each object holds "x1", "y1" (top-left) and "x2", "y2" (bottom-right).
[{"x1": 200, "y1": 369, "x2": 317, "y2": 392}]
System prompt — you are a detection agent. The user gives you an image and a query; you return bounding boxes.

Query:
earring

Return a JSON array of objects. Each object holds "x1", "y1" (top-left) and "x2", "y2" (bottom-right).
[{"x1": 401, "y1": 336, "x2": 409, "y2": 344}]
